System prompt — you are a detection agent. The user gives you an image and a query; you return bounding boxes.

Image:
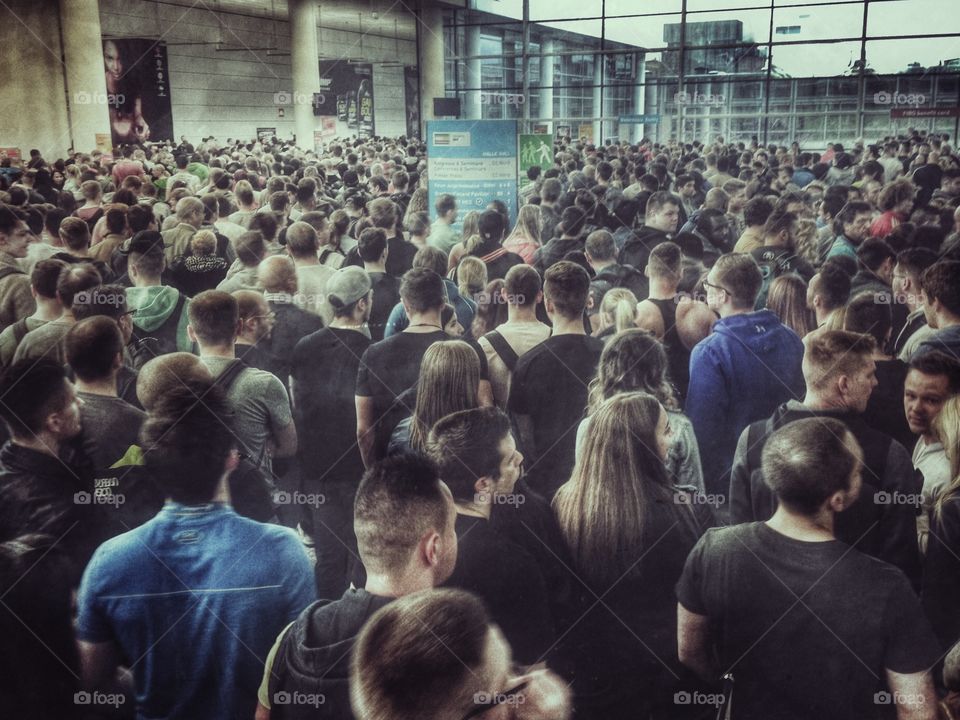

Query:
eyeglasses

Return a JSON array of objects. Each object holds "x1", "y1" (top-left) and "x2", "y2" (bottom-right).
[
  {"x1": 460, "y1": 680, "x2": 530, "y2": 720},
  {"x1": 702, "y1": 279, "x2": 730, "y2": 295}
]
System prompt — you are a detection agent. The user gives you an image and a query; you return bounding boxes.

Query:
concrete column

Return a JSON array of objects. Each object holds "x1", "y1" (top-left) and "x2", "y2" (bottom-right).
[
  {"x1": 59, "y1": 0, "x2": 110, "y2": 153},
  {"x1": 419, "y1": 2, "x2": 445, "y2": 125},
  {"x1": 632, "y1": 53, "x2": 646, "y2": 144},
  {"x1": 592, "y1": 54, "x2": 603, "y2": 143},
  {"x1": 464, "y1": 25, "x2": 482, "y2": 120},
  {"x1": 539, "y1": 40, "x2": 555, "y2": 126},
  {"x1": 289, "y1": 0, "x2": 320, "y2": 150}
]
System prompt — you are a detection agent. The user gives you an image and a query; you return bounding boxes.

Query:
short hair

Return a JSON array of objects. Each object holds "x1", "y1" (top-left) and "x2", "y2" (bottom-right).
[
  {"x1": 412, "y1": 245, "x2": 447, "y2": 276},
  {"x1": 65, "y1": 317, "x2": 124, "y2": 382},
  {"x1": 856, "y1": 238, "x2": 895, "y2": 273},
  {"x1": 235, "y1": 231, "x2": 267, "y2": 267},
  {"x1": 908, "y1": 351, "x2": 960, "y2": 393},
  {"x1": 249, "y1": 212, "x2": 278, "y2": 242},
  {"x1": 541, "y1": 178, "x2": 562, "y2": 202},
  {"x1": 895, "y1": 247, "x2": 938, "y2": 281},
  {"x1": 544, "y1": 260, "x2": 591, "y2": 318},
  {"x1": 400, "y1": 267, "x2": 445, "y2": 314},
  {"x1": 585, "y1": 229, "x2": 616, "y2": 261},
  {"x1": 921, "y1": 261, "x2": 960, "y2": 317},
  {"x1": 743, "y1": 196, "x2": 774, "y2": 228},
  {"x1": 175, "y1": 196, "x2": 203, "y2": 222},
  {"x1": 0, "y1": 359, "x2": 71, "y2": 438},
  {"x1": 80, "y1": 180, "x2": 101, "y2": 201},
  {"x1": 503, "y1": 264, "x2": 540, "y2": 308},
  {"x1": 844, "y1": 292, "x2": 892, "y2": 347},
  {"x1": 712, "y1": 253, "x2": 763, "y2": 308},
  {"x1": 803, "y1": 330, "x2": 876, "y2": 392},
  {"x1": 761, "y1": 417, "x2": 860, "y2": 515},
  {"x1": 369, "y1": 197, "x2": 398, "y2": 230},
  {"x1": 31, "y1": 258, "x2": 68, "y2": 299},
  {"x1": 354, "y1": 453, "x2": 449, "y2": 575},
  {"x1": 285, "y1": 221, "x2": 319, "y2": 259},
  {"x1": 351, "y1": 588, "x2": 490, "y2": 720},
  {"x1": 358, "y1": 227, "x2": 388, "y2": 263},
  {"x1": 235, "y1": 180, "x2": 255, "y2": 206},
  {"x1": 188, "y1": 290, "x2": 239, "y2": 345},
  {"x1": 434, "y1": 193, "x2": 457, "y2": 217},
  {"x1": 136, "y1": 352, "x2": 212, "y2": 411},
  {"x1": 646, "y1": 241, "x2": 682, "y2": 280},
  {"x1": 813, "y1": 262, "x2": 852, "y2": 310},
  {"x1": 57, "y1": 263, "x2": 102, "y2": 309},
  {"x1": 43, "y1": 208, "x2": 68, "y2": 237},
  {"x1": 559, "y1": 206, "x2": 587, "y2": 237},
  {"x1": 127, "y1": 204, "x2": 154, "y2": 233},
  {"x1": 833, "y1": 201, "x2": 873, "y2": 236},
  {"x1": 59, "y1": 216, "x2": 90, "y2": 251},
  {"x1": 762, "y1": 208, "x2": 797, "y2": 240},
  {"x1": 646, "y1": 190, "x2": 679, "y2": 216},
  {"x1": 140, "y1": 380, "x2": 234, "y2": 504},
  {"x1": 190, "y1": 229, "x2": 217, "y2": 256},
  {"x1": 71, "y1": 283, "x2": 127, "y2": 321},
  {"x1": 426, "y1": 407, "x2": 513, "y2": 501},
  {"x1": 234, "y1": 289, "x2": 267, "y2": 322}
]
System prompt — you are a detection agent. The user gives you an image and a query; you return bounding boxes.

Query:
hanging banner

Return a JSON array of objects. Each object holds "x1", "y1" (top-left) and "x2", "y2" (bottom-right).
[
  {"x1": 578, "y1": 123, "x2": 595, "y2": 143},
  {"x1": 313, "y1": 117, "x2": 337, "y2": 152},
  {"x1": 404, "y1": 66, "x2": 420, "y2": 139},
  {"x1": 100, "y1": 38, "x2": 173, "y2": 147},
  {"x1": 427, "y1": 119, "x2": 518, "y2": 234},
  {"x1": 318, "y1": 62, "x2": 374, "y2": 139}
]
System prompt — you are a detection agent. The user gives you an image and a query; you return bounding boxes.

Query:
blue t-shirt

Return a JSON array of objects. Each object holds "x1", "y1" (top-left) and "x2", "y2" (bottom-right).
[{"x1": 76, "y1": 502, "x2": 315, "y2": 720}]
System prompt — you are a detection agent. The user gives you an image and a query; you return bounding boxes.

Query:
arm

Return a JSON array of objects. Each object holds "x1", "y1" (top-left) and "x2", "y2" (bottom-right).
[
  {"x1": 676, "y1": 301, "x2": 716, "y2": 351},
  {"x1": 270, "y1": 420, "x2": 298, "y2": 459},
  {"x1": 635, "y1": 300, "x2": 665, "y2": 339},
  {"x1": 684, "y1": 343, "x2": 729, "y2": 489},
  {"x1": 356, "y1": 395, "x2": 377, "y2": 470},
  {"x1": 885, "y1": 669, "x2": 937, "y2": 720},
  {"x1": 77, "y1": 639, "x2": 122, "y2": 692},
  {"x1": 879, "y1": 443, "x2": 922, "y2": 587},
  {"x1": 677, "y1": 604, "x2": 714, "y2": 681},
  {"x1": 478, "y1": 379, "x2": 494, "y2": 408},
  {"x1": 728, "y1": 425, "x2": 756, "y2": 524}
]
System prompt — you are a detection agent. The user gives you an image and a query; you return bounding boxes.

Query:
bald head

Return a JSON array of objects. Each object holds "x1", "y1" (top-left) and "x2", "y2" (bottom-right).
[
  {"x1": 136, "y1": 352, "x2": 213, "y2": 411},
  {"x1": 258, "y1": 255, "x2": 297, "y2": 295}
]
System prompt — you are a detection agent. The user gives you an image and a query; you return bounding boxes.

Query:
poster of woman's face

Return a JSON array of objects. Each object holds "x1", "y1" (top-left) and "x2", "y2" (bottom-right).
[{"x1": 101, "y1": 38, "x2": 173, "y2": 147}]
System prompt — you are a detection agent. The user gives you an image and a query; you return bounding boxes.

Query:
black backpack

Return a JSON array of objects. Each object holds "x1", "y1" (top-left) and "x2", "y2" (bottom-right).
[{"x1": 128, "y1": 292, "x2": 189, "y2": 370}]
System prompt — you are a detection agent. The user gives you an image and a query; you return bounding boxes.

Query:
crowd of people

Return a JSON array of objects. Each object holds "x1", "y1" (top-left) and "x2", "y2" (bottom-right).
[{"x1": 1, "y1": 128, "x2": 960, "y2": 719}]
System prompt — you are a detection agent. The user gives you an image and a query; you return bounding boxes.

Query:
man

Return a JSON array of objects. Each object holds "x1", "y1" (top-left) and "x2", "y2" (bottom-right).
[
  {"x1": 292, "y1": 267, "x2": 372, "y2": 598},
  {"x1": 676, "y1": 173, "x2": 699, "y2": 218},
  {"x1": 533, "y1": 206, "x2": 587, "y2": 273},
  {"x1": 427, "y1": 407, "x2": 554, "y2": 665},
  {"x1": 161, "y1": 196, "x2": 204, "y2": 264},
  {"x1": 345, "y1": 199, "x2": 416, "y2": 277},
  {"x1": 218, "y1": 230, "x2": 268, "y2": 293},
  {"x1": 427, "y1": 193, "x2": 459, "y2": 254},
  {"x1": 0, "y1": 204, "x2": 36, "y2": 330},
  {"x1": 850, "y1": 237, "x2": 896, "y2": 298},
  {"x1": 880, "y1": 141, "x2": 904, "y2": 183},
  {"x1": 916, "y1": 261, "x2": 960, "y2": 361},
  {"x1": 351, "y1": 589, "x2": 571, "y2": 720},
  {"x1": 826, "y1": 200, "x2": 873, "y2": 261},
  {"x1": 255, "y1": 453, "x2": 458, "y2": 720},
  {"x1": 189, "y1": 290, "x2": 297, "y2": 476},
  {"x1": 234, "y1": 289, "x2": 282, "y2": 379},
  {"x1": 166, "y1": 153, "x2": 201, "y2": 194},
  {"x1": 619, "y1": 191, "x2": 680, "y2": 272},
  {"x1": 13, "y1": 263, "x2": 101, "y2": 365},
  {"x1": 584, "y1": 229, "x2": 647, "y2": 301},
  {"x1": 285, "y1": 221, "x2": 334, "y2": 323},
  {"x1": 0, "y1": 258, "x2": 66, "y2": 367},
  {"x1": 358, "y1": 227, "x2": 400, "y2": 342},
  {"x1": 729, "y1": 330, "x2": 920, "y2": 581},
  {"x1": 75, "y1": 380, "x2": 315, "y2": 720},
  {"x1": 687, "y1": 253, "x2": 805, "y2": 511},
  {"x1": 681, "y1": 418, "x2": 939, "y2": 720},
  {"x1": 750, "y1": 208, "x2": 815, "y2": 307},
  {"x1": 894, "y1": 248, "x2": 940, "y2": 359},
  {"x1": 477, "y1": 264, "x2": 551, "y2": 409},
  {"x1": 355, "y1": 268, "x2": 491, "y2": 468},
  {"x1": 805, "y1": 260, "x2": 851, "y2": 337},
  {"x1": 123, "y1": 230, "x2": 192, "y2": 368},
  {"x1": 732, "y1": 196, "x2": 774, "y2": 254},
  {"x1": 539, "y1": 177, "x2": 562, "y2": 242},
  {"x1": 508, "y1": 261, "x2": 603, "y2": 498},
  {"x1": 636, "y1": 241, "x2": 715, "y2": 402}
]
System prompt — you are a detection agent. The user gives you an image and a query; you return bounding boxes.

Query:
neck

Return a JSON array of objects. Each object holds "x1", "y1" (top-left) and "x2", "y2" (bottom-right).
[
  {"x1": 550, "y1": 313, "x2": 586, "y2": 336},
  {"x1": 76, "y1": 376, "x2": 118, "y2": 397},
  {"x1": 364, "y1": 261, "x2": 386, "y2": 273},
  {"x1": 766, "y1": 504, "x2": 836, "y2": 541},
  {"x1": 455, "y1": 500, "x2": 491, "y2": 520},
  {"x1": 365, "y1": 570, "x2": 433, "y2": 598},
  {"x1": 12, "y1": 432, "x2": 60, "y2": 458},
  {"x1": 507, "y1": 304, "x2": 539, "y2": 322},
  {"x1": 32, "y1": 299, "x2": 62, "y2": 322},
  {"x1": 236, "y1": 334, "x2": 260, "y2": 347},
  {"x1": 803, "y1": 393, "x2": 852, "y2": 412},
  {"x1": 329, "y1": 315, "x2": 366, "y2": 330},
  {"x1": 295, "y1": 255, "x2": 319, "y2": 266},
  {"x1": 648, "y1": 277, "x2": 678, "y2": 300},
  {"x1": 815, "y1": 306, "x2": 834, "y2": 326},
  {"x1": 133, "y1": 276, "x2": 161, "y2": 288},
  {"x1": 718, "y1": 303, "x2": 753, "y2": 319},
  {"x1": 405, "y1": 310, "x2": 442, "y2": 332},
  {"x1": 937, "y1": 312, "x2": 960, "y2": 330},
  {"x1": 200, "y1": 341, "x2": 235, "y2": 358},
  {"x1": 591, "y1": 258, "x2": 616, "y2": 273}
]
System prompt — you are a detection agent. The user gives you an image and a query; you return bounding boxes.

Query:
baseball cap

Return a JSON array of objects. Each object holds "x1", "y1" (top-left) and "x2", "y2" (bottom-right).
[
  {"x1": 326, "y1": 266, "x2": 371, "y2": 308},
  {"x1": 121, "y1": 229, "x2": 164, "y2": 256}
]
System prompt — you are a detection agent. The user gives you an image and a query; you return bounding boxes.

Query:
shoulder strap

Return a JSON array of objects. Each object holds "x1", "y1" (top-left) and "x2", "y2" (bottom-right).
[
  {"x1": 483, "y1": 330, "x2": 519, "y2": 372},
  {"x1": 0, "y1": 266, "x2": 24, "y2": 283},
  {"x1": 11, "y1": 317, "x2": 30, "y2": 345},
  {"x1": 213, "y1": 358, "x2": 248, "y2": 393}
]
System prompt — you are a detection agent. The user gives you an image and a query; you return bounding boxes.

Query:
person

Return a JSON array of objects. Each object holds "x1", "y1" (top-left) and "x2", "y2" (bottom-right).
[
  {"x1": 619, "y1": 191, "x2": 680, "y2": 272},
  {"x1": 533, "y1": 206, "x2": 587, "y2": 273},
  {"x1": 893, "y1": 247, "x2": 939, "y2": 359},
  {"x1": 805, "y1": 260, "x2": 851, "y2": 337},
  {"x1": 503, "y1": 204, "x2": 541, "y2": 264},
  {"x1": 0, "y1": 204, "x2": 37, "y2": 330},
  {"x1": 750, "y1": 209, "x2": 815, "y2": 308},
  {"x1": 355, "y1": 267, "x2": 491, "y2": 468},
  {"x1": 826, "y1": 200, "x2": 873, "y2": 261},
  {"x1": 732, "y1": 196, "x2": 774, "y2": 254},
  {"x1": 426, "y1": 407, "x2": 555, "y2": 666},
  {"x1": 233, "y1": 289, "x2": 281, "y2": 378},
  {"x1": 291, "y1": 267, "x2": 372, "y2": 599},
  {"x1": 75, "y1": 380, "x2": 315, "y2": 720},
  {"x1": 508, "y1": 261, "x2": 604, "y2": 498},
  {"x1": 729, "y1": 330, "x2": 921, "y2": 581},
  {"x1": 358, "y1": 227, "x2": 400, "y2": 342},
  {"x1": 593, "y1": 287, "x2": 638, "y2": 340},
  {"x1": 584, "y1": 228, "x2": 647, "y2": 301},
  {"x1": 427, "y1": 193, "x2": 459, "y2": 254},
  {"x1": 556, "y1": 392, "x2": 709, "y2": 718},
  {"x1": 871, "y1": 178, "x2": 916, "y2": 240},
  {"x1": 686, "y1": 253, "x2": 805, "y2": 514},
  {"x1": 679, "y1": 418, "x2": 939, "y2": 720},
  {"x1": 255, "y1": 453, "x2": 458, "y2": 720},
  {"x1": 766, "y1": 273, "x2": 815, "y2": 338},
  {"x1": 344, "y1": 198, "x2": 417, "y2": 278},
  {"x1": 917, "y1": 260, "x2": 960, "y2": 361},
  {"x1": 161, "y1": 196, "x2": 204, "y2": 266},
  {"x1": 0, "y1": 258, "x2": 66, "y2": 367},
  {"x1": 170, "y1": 229, "x2": 228, "y2": 296},
  {"x1": 285, "y1": 220, "x2": 335, "y2": 323},
  {"x1": 218, "y1": 230, "x2": 267, "y2": 293},
  {"x1": 189, "y1": 290, "x2": 297, "y2": 476},
  {"x1": 461, "y1": 209, "x2": 525, "y2": 281},
  {"x1": 350, "y1": 588, "x2": 572, "y2": 720},
  {"x1": 103, "y1": 39, "x2": 151, "y2": 143},
  {"x1": 477, "y1": 264, "x2": 551, "y2": 409}
]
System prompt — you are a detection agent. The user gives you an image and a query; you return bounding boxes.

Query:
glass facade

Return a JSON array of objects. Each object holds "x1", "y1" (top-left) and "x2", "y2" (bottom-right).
[{"x1": 441, "y1": 0, "x2": 960, "y2": 148}]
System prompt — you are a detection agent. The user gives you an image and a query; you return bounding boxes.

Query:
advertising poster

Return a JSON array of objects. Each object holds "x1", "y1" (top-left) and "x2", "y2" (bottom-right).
[
  {"x1": 578, "y1": 123, "x2": 595, "y2": 143},
  {"x1": 0, "y1": 148, "x2": 22, "y2": 162},
  {"x1": 519, "y1": 133, "x2": 554, "y2": 189},
  {"x1": 101, "y1": 38, "x2": 173, "y2": 147},
  {"x1": 427, "y1": 120, "x2": 518, "y2": 234},
  {"x1": 318, "y1": 62, "x2": 374, "y2": 138},
  {"x1": 257, "y1": 127, "x2": 277, "y2": 143},
  {"x1": 314, "y1": 117, "x2": 337, "y2": 152},
  {"x1": 404, "y1": 66, "x2": 420, "y2": 139}
]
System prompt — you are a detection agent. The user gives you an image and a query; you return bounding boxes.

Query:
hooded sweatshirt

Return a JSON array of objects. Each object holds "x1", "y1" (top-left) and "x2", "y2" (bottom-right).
[
  {"x1": 686, "y1": 309, "x2": 805, "y2": 499},
  {"x1": 265, "y1": 589, "x2": 393, "y2": 719},
  {"x1": 617, "y1": 224, "x2": 670, "y2": 272},
  {"x1": 125, "y1": 285, "x2": 192, "y2": 352}
]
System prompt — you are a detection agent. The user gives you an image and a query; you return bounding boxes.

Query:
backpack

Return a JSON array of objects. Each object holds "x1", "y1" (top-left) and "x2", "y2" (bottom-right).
[
  {"x1": 128, "y1": 292, "x2": 189, "y2": 370},
  {"x1": 483, "y1": 329, "x2": 519, "y2": 372},
  {"x1": 0, "y1": 265, "x2": 25, "y2": 284}
]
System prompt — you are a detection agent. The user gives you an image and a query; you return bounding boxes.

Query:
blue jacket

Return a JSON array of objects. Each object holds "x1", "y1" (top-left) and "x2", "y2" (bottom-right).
[{"x1": 685, "y1": 309, "x2": 805, "y2": 498}]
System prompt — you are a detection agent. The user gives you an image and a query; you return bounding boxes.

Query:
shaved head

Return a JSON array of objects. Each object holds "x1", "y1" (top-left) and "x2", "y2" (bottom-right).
[{"x1": 136, "y1": 352, "x2": 213, "y2": 411}]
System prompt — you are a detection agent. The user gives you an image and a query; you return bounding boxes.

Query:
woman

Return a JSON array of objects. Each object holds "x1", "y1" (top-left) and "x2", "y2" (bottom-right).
[
  {"x1": 441, "y1": 303, "x2": 464, "y2": 337},
  {"x1": 402, "y1": 186, "x2": 429, "y2": 228},
  {"x1": 594, "y1": 287, "x2": 638, "y2": 340},
  {"x1": 576, "y1": 329, "x2": 704, "y2": 492},
  {"x1": 321, "y1": 209, "x2": 351, "y2": 267},
  {"x1": 554, "y1": 391, "x2": 710, "y2": 719},
  {"x1": 766, "y1": 274, "x2": 815, "y2": 338},
  {"x1": 471, "y1": 279, "x2": 508, "y2": 338},
  {"x1": 103, "y1": 39, "x2": 150, "y2": 143},
  {"x1": 388, "y1": 340, "x2": 480, "y2": 454},
  {"x1": 456, "y1": 256, "x2": 488, "y2": 304},
  {"x1": 460, "y1": 209, "x2": 524, "y2": 281},
  {"x1": 503, "y1": 204, "x2": 542, "y2": 264},
  {"x1": 446, "y1": 210, "x2": 480, "y2": 273}
]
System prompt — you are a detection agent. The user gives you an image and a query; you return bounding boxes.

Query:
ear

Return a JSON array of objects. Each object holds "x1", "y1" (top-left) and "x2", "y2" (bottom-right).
[
  {"x1": 836, "y1": 374, "x2": 851, "y2": 396},
  {"x1": 224, "y1": 447, "x2": 240, "y2": 474},
  {"x1": 473, "y1": 475, "x2": 493, "y2": 501},
  {"x1": 422, "y1": 530, "x2": 442, "y2": 568},
  {"x1": 187, "y1": 324, "x2": 198, "y2": 343}
]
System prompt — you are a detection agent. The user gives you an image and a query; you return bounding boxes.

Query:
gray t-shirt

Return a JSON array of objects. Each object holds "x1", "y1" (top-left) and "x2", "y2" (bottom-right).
[
  {"x1": 200, "y1": 355, "x2": 293, "y2": 475},
  {"x1": 78, "y1": 392, "x2": 146, "y2": 472},
  {"x1": 0, "y1": 316, "x2": 47, "y2": 368}
]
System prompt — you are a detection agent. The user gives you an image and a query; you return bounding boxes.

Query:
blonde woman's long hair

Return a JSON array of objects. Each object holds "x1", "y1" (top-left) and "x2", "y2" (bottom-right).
[
  {"x1": 461, "y1": 211, "x2": 482, "y2": 254},
  {"x1": 598, "y1": 288, "x2": 639, "y2": 336},
  {"x1": 408, "y1": 341, "x2": 480, "y2": 453},
  {"x1": 935, "y1": 396, "x2": 960, "y2": 520},
  {"x1": 506, "y1": 205, "x2": 541, "y2": 245},
  {"x1": 553, "y1": 392, "x2": 676, "y2": 587},
  {"x1": 457, "y1": 256, "x2": 488, "y2": 299},
  {"x1": 766, "y1": 274, "x2": 816, "y2": 338}
]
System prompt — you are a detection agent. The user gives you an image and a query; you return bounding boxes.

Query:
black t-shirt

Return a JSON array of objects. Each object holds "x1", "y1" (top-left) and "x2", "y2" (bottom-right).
[
  {"x1": 343, "y1": 235, "x2": 417, "y2": 278},
  {"x1": 508, "y1": 334, "x2": 603, "y2": 498},
  {"x1": 292, "y1": 327, "x2": 371, "y2": 487},
  {"x1": 678, "y1": 522, "x2": 939, "y2": 720},
  {"x1": 923, "y1": 495, "x2": 960, "y2": 650},
  {"x1": 367, "y1": 271, "x2": 401, "y2": 342},
  {"x1": 445, "y1": 513, "x2": 554, "y2": 665},
  {"x1": 865, "y1": 359, "x2": 913, "y2": 452}
]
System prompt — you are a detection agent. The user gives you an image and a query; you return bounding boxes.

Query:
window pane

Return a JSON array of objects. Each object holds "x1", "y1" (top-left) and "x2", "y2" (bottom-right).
[
  {"x1": 865, "y1": 37, "x2": 960, "y2": 75},
  {"x1": 771, "y1": 4, "x2": 865, "y2": 42},
  {"x1": 606, "y1": 0, "x2": 681, "y2": 14},
  {"x1": 771, "y1": 41, "x2": 862, "y2": 77},
  {"x1": 604, "y1": 13, "x2": 683, "y2": 49},
  {"x1": 688, "y1": 0, "x2": 771, "y2": 8},
  {"x1": 866, "y1": 0, "x2": 960, "y2": 37},
  {"x1": 684, "y1": 9, "x2": 773, "y2": 45},
  {"x1": 529, "y1": 0, "x2": 603, "y2": 21}
]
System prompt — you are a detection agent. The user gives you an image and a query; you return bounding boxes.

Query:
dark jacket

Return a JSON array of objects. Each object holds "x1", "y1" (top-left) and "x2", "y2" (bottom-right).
[
  {"x1": 533, "y1": 237, "x2": 583, "y2": 274},
  {"x1": 618, "y1": 225, "x2": 670, "y2": 273},
  {"x1": 594, "y1": 263, "x2": 648, "y2": 301}
]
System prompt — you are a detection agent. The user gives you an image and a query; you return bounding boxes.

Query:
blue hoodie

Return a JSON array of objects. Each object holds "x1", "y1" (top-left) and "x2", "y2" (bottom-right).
[{"x1": 685, "y1": 309, "x2": 805, "y2": 498}]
